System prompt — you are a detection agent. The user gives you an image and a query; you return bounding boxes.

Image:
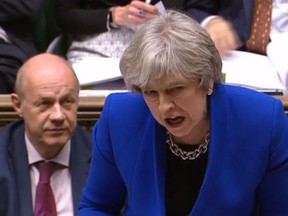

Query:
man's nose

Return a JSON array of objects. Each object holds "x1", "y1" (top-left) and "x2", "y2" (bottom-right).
[{"x1": 50, "y1": 104, "x2": 65, "y2": 121}]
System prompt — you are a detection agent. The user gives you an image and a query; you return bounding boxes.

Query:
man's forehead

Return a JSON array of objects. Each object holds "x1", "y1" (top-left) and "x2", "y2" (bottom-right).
[{"x1": 29, "y1": 87, "x2": 78, "y2": 100}]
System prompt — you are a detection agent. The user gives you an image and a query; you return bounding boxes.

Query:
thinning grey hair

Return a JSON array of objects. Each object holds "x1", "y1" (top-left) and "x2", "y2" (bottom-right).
[
  {"x1": 14, "y1": 55, "x2": 79, "y2": 98},
  {"x1": 119, "y1": 10, "x2": 222, "y2": 92}
]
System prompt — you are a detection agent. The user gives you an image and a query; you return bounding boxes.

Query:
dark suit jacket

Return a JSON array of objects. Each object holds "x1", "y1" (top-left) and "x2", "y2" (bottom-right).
[
  {"x1": 0, "y1": 0, "x2": 47, "y2": 93},
  {"x1": 186, "y1": 0, "x2": 254, "y2": 49},
  {"x1": 0, "y1": 0, "x2": 47, "y2": 57},
  {"x1": 56, "y1": 0, "x2": 187, "y2": 35},
  {"x1": 79, "y1": 84, "x2": 288, "y2": 215},
  {"x1": 0, "y1": 120, "x2": 93, "y2": 216}
]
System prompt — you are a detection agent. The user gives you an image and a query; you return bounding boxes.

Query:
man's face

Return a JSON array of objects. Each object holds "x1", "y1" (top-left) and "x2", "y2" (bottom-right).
[{"x1": 12, "y1": 58, "x2": 79, "y2": 157}]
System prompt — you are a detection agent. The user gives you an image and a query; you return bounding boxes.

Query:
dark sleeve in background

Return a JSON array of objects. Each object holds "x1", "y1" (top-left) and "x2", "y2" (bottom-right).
[
  {"x1": 56, "y1": 0, "x2": 190, "y2": 35},
  {"x1": 55, "y1": 0, "x2": 130, "y2": 35},
  {"x1": 0, "y1": 0, "x2": 47, "y2": 60},
  {"x1": 184, "y1": 0, "x2": 253, "y2": 46},
  {"x1": 0, "y1": 0, "x2": 44, "y2": 21}
]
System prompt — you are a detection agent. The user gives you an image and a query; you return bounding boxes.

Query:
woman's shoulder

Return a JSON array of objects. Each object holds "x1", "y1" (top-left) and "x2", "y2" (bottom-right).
[
  {"x1": 215, "y1": 84, "x2": 284, "y2": 117},
  {"x1": 220, "y1": 84, "x2": 280, "y2": 104},
  {"x1": 104, "y1": 92, "x2": 150, "y2": 120},
  {"x1": 106, "y1": 92, "x2": 147, "y2": 108}
]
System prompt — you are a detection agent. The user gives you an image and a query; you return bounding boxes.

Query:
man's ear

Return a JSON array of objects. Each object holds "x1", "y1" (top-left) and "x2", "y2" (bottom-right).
[{"x1": 11, "y1": 93, "x2": 23, "y2": 118}]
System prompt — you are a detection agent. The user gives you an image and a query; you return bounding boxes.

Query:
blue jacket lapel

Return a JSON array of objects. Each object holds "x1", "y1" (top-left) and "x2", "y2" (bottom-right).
[
  {"x1": 152, "y1": 121, "x2": 167, "y2": 216},
  {"x1": 190, "y1": 84, "x2": 231, "y2": 215}
]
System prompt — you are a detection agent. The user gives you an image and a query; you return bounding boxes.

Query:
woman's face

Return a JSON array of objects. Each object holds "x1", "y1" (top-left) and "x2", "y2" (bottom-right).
[{"x1": 142, "y1": 77, "x2": 210, "y2": 144}]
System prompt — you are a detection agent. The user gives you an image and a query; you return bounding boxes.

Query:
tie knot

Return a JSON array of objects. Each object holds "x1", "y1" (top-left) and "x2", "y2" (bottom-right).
[{"x1": 35, "y1": 161, "x2": 61, "y2": 183}]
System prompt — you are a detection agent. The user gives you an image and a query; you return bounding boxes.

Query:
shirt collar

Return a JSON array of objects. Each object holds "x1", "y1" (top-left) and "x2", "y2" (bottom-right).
[{"x1": 25, "y1": 132, "x2": 71, "y2": 167}]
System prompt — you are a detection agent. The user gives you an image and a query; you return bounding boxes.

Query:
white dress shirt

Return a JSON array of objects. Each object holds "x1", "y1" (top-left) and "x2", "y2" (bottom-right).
[
  {"x1": 26, "y1": 133, "x2": 74, "y2": 216},
  {"x1": 268, "y1": 0, "x2": 288, "y2": 93}
]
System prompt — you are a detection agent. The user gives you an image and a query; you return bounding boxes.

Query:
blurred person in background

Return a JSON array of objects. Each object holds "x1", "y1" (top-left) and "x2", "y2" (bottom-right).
[
  {"x1": 186, "y1": 0, "x2": 288, "y2": 92},
  {"x1": 0, "y1": 0, "x2": 47, "y2": 93},
  {"x1": 56, "y1": 0, "x2": 189, "y2": 63}
]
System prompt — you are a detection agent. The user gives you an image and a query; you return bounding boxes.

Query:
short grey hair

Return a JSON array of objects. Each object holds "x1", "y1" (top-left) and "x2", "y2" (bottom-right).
[{"x1": 119, "y1": 10, "x2": 222, "y2": 92}]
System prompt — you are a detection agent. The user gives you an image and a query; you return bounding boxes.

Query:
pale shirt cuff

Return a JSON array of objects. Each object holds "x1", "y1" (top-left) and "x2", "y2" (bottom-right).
[
  {"x1": 201, "y1": 15, "x2": 221, "y2": 29},
  {"x1": 0, "y1": 26, "x2": 10, "y2": 43},
  {"x1": 267, "y1": 33, "x2": 288, "y2": 94}
]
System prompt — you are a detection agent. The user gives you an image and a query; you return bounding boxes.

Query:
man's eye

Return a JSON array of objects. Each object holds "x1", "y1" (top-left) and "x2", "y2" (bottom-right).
[
  {"x1": 65, "y1": 98, "x2": 74, "y2": 104},
  {"x1": 39, "y1": 101, "x2": 49, "y2": 106},
  {"x1": 37, "y1": 101, "x2": 50, "y2": 109}
]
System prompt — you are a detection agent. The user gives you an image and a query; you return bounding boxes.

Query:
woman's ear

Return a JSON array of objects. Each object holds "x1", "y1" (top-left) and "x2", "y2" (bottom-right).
[{"x1": 209, "y1": 79, "x2": 214, "y2": 90}]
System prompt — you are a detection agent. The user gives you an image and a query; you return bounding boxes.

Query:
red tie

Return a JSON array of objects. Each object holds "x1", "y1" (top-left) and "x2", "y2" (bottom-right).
[
  {"x1": 246, "y1": 0, "x2": 272, "y2": 55},
  {"x1": 34, "y1": 161, "x2": 58, "y2": 216}
]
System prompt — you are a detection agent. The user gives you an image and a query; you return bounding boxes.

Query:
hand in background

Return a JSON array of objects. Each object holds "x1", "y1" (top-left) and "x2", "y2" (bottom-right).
[
  {"x1": 113, "y1": 0, "x2": 159, "y2": 29},
  {"x1": 206, "y1": 17, "x2": 242, "y2": 54}
]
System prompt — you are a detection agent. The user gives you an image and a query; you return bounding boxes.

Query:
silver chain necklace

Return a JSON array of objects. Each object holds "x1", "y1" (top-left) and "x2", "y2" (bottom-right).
[{"x1": 166, "y1": 132, "x2": 210, "y2": 160}]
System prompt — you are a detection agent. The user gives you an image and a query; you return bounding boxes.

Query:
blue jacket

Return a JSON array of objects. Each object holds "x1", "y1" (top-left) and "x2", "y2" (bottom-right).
[{"x1": 79, "y1": 84, "x2": 288, "y2": 216}]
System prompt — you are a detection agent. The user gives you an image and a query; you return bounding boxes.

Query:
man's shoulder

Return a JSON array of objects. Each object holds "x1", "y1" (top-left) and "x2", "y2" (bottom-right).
[
  {"x1": 71, "y1": 125, "x2": 93, "y2": 149},
  {"x1": 0, "y1": 120, "x2": 24, "y2": 142},
  {"x1": 0, "y1": 120, "x2": 25, "y2": 162},
  {"x1": 73, "y1": 125, "x2": 92, "y2": 139}
]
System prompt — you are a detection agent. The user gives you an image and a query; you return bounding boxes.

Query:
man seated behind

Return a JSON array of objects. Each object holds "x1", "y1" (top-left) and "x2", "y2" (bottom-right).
[{"x1": 0, "y1": 53, "x2": 93, "y2": 216}]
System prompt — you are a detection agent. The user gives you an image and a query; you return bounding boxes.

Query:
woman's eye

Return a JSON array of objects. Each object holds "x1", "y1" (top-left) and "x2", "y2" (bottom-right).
[
  {"x1": 143, "y1": 90, "x2": 156, "y2": 96},
  {"x1": 170, "y1": 86, "x2": 184, "y2": 93},
  {"x1": 175, "y1": 86, "x2": 184, "y2": 91},
  {"x1": 143, "y1": 90, "x2": 159, "y2": 100}
]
